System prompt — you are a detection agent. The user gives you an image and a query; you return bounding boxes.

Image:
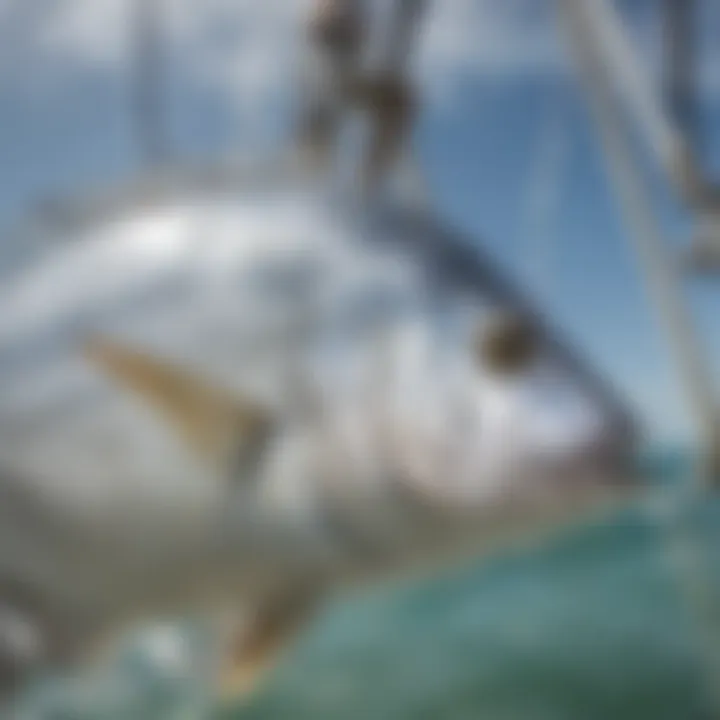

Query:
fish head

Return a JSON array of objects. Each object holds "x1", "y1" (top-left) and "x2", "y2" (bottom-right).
[{"x1": 386, "y1": 309, "x2": 640, "y2": 556}]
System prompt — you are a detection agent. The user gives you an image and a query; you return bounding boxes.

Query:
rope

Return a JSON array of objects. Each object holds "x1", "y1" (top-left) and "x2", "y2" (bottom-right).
[{"x1": 297, "y1": 0, "x2": 430, "y2": 196}]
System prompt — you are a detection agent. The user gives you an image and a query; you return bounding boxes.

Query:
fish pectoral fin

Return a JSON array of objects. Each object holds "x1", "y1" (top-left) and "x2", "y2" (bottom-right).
[
  {"x1": 217, "y1": 588, "x2": 322, "y2": 703},
  {"x1": 84, "y1": 339, "x2": 274, "y2": 473}
]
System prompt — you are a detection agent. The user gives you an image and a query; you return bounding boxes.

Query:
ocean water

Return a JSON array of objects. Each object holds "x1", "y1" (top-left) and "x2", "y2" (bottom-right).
[{"x1": 13, "y1": 453, "x2": 720, "y2": 720}]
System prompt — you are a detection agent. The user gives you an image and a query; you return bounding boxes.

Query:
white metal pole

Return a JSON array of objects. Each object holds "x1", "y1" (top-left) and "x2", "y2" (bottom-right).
[
  {"x1": 558, "y1": 0, "x2": 719, "y2": 487},
  {"x1": 577, "y1": 0, "x2": 714, "y2": 211},
  {"x1": 133, "y1": 0, "x2": 167, "y2": 166},
  {"x1": 559, "y1": 7, "x2": 720, "y2": 711}
]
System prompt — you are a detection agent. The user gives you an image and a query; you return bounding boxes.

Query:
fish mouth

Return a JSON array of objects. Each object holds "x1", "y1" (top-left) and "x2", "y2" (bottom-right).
[
  {"x1": 499, "y1": 447, "x2": 645, "y2": 526},
  {"x1": 549, "y1": 461, "x2": 646, "y2": 520},
  {"x1": 490, "y1": 464, "x2": 647, "y2": 549}
]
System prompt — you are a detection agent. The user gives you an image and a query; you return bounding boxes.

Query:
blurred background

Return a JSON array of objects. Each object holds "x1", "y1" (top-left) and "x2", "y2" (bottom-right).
[{"x1": 1, "y1": 0, "x2": 720, "y2": 718}]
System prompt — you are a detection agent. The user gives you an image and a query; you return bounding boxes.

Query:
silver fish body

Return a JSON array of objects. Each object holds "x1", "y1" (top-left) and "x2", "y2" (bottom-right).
[{"x1": 0, "y1": 175, "x2": 637, "y2": 699}]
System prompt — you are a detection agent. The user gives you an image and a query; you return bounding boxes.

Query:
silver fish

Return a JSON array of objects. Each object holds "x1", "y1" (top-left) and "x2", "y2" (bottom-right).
[{"x1": 0, "y1": 171, "x2": 637, "y2": 703}]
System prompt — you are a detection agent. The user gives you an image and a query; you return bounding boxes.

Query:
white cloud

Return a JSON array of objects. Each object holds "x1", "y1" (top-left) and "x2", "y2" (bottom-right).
[
  {"x1": 3, "y1": 0, "x2": 719, "y2": 113},
  {"x1": 0, "y1": 0, "x2": 564, "y2": 111},
  {"x1": 1, "y1": 0, "x2": 716, "y2": 204},
  {"x1": 419, "y1": 0, "x2": 564, "y2": 92}
]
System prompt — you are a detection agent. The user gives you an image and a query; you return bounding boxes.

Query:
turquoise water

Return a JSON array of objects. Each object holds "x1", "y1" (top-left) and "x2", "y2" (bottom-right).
[
  {"x1": 235, "y1": 510, "x2": 716, "y2": 720},
  {"x1": 15, "y1": 456, "x2": 720, "y2": 720}
]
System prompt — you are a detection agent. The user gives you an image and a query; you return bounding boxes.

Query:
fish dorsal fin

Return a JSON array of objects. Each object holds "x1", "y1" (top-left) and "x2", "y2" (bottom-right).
[{"x1": 85, "y1": 339, "x2": 274, "y2": 473}]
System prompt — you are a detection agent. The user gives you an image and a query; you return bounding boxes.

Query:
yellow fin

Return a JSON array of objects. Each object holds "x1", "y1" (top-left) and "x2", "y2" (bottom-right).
[
  {"x1": 85, "y1": 339, "x2": 273, "y2": 467},
  {"x1": 218, "y1": 588, "x2": 320, "y2": 703}
]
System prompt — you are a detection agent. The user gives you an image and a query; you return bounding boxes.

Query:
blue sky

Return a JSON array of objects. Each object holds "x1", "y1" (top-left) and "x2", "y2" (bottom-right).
[
  {"x1": 419, "y1": 71, "x2": 719, "y2": 444},
  {"x1": 0, "y1": 0, "x2": 717, "y2": 443}
]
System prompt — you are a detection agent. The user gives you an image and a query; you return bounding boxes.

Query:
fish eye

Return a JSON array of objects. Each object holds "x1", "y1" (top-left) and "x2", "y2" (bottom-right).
[{"x1": 475, "y1": 311, "x2": 539, "y2": 375}]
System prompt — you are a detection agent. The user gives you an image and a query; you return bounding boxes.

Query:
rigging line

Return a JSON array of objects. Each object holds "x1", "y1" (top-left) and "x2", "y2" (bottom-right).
[
  {"x1": 664, "y1": 0, "x2": 700, "y2": 155},
  {"x1": 521, "y1": 90, "x2": 569, "y2": 305},
  {"x1": 382, "y1": 0, "x2": 432, "y2": 210},
  {"x1": 353, "y1": 0, "x2": 431, "y2": 196},
  {"x1": 296, "y1": 0, "x2": 432, "y2": 197},
  {"x1": 133, "y1": 0, "x2": 168, "y2": 166},
  {"x1": 576, "y1": 0, "x2": 717, "y2": 211},
  {"x1": 559, "y1": 0, "x2": 719, "y2": 487}
]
